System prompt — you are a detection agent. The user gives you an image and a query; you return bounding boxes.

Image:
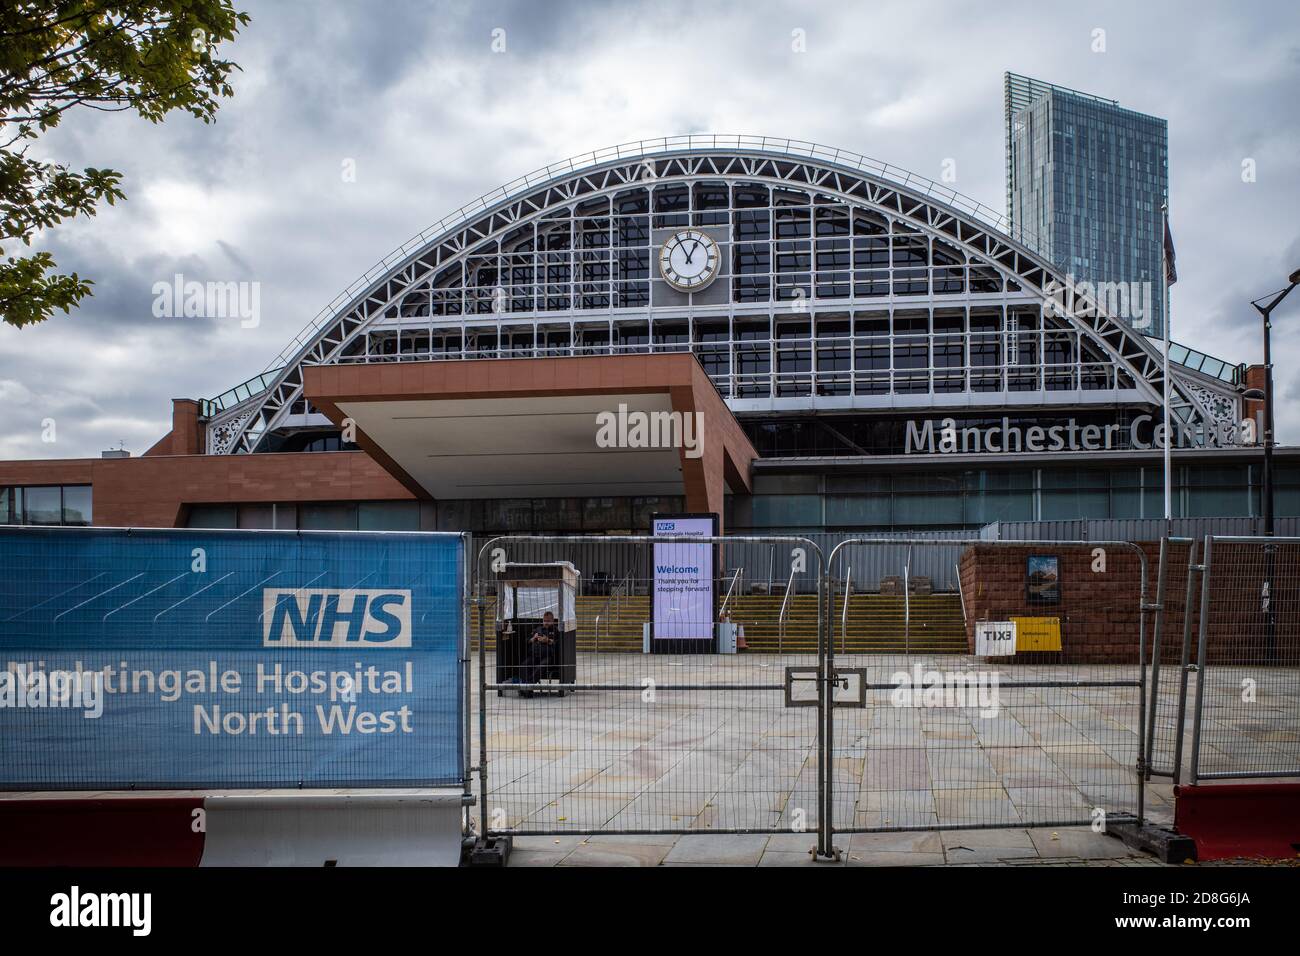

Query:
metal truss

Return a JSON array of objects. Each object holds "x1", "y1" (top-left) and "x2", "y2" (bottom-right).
[{"x1": 208, "y1": 138, "x2": 1230, "y2": 455}]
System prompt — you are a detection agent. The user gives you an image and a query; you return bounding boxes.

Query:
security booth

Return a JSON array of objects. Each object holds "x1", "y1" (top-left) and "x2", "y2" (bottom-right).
[{"x1": 495, "y1": 562, "x2": 579, "y2": 696}]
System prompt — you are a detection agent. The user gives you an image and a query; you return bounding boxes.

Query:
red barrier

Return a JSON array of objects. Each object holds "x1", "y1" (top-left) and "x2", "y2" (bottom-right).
[
  {"x1": 1174, "y1": 784, "x2": 1300, "y2": 861},
  {"x1": 0, "y1": 792, "x2": 465, "y2": 866},
  {"x1": 0, "y1": 799, "x2": 204, "y2": 867}
]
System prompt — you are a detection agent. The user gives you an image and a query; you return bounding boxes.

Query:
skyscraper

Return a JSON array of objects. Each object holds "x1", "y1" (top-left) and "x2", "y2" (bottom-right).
[{"x1": 1005, "y1": 72, "x2": 1169, "y2": 338}]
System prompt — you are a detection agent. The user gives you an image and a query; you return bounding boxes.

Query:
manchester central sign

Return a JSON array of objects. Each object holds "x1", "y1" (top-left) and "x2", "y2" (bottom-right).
[{"x1": 905, "y1": 415, "x2": 1258, "y2": 455}]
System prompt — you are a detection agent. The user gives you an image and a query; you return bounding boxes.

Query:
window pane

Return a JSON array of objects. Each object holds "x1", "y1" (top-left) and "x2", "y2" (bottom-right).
[
  {"x1": 23, "y1": 486, "x2": 62, "y2": 524},
  {"x1": 237, "y1": 504, "x2": 275, "y2": 529},
  {"x1": 358, "y1": 501, "x2": 420, "y2": 531},
  {"x1": 0, "y1": 487, "x2": 19, "y2": 524},
  {"x1": 751, "y1": 495, "x2": 820, "y2": 528},
  {"x1": 187, "y1": 504, "x2": 237, "y2": 528},
  {"x1": 61, "y1": 486, "x2": 92, "y2": 525},
  {"x1": 299, "y1": 503, "x2": 356, "y2": 530}
]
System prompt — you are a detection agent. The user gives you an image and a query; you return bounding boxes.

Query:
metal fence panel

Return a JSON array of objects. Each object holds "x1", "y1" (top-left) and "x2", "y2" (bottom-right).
[
  {"x1": 825, "y1": 538, "x2": 1147, "y2": 835},
  {"x1": 1191, "y1": 536, "x2": 1300, "y2": 782},
  {"x1": 987, "y1": 517, "x2": 1300, "y2": 542},
  {"x1": 0, "y1": 526, "x2": 468, "y2": 791},
  {"x1": 474, "y1": 534, "x2": 827, "y2": 841},
  {"x1": 1144, "y1": 538, "x2": 1198, "y2": 782}
]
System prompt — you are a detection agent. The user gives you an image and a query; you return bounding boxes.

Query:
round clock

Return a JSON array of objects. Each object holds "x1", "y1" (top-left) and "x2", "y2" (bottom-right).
[{"x1": 659, "y1": 229, "x2": 721, "y2": 292}]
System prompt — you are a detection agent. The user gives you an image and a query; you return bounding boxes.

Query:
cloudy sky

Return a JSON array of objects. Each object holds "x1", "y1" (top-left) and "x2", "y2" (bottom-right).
[{"x1": 2, "y1": 0, "x2": 1298, "y2": 459}]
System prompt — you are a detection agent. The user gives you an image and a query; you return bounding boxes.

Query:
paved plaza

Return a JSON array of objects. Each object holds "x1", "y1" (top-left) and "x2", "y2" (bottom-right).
[{"x1": 470, "y1": 653, "x2": 1299, "y2": 866}]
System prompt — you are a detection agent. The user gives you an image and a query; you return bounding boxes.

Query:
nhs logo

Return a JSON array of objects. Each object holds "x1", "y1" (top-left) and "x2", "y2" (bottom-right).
[{"x1": 261, "y1": 588, "x2": 413, "y2": 647}]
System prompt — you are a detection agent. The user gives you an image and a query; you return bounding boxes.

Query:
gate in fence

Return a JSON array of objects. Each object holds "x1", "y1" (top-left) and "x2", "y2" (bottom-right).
[
  {"x1": 826, "y1": 539, "x2": 1149, "y2": 838},
  {"x1": 473, "y1": 534, "x2": 1152, "y2": 855},
  {"x1": 474, "y1": 534, "x2": 828, "y2": 842}
]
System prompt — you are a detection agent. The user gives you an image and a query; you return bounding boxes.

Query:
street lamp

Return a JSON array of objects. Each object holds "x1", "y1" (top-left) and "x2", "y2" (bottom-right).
[
  {"x1": 1249, "y1": 267, "x2": 1300, "y2": 537},
  {"x1": 1246, "y1": 268, "x2": 1300, "y2": 667}
]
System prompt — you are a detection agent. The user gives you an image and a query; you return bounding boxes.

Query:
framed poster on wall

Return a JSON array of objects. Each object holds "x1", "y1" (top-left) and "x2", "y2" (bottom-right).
[
  {"x1": 651, "y1": 513, "x2": 718, "y2": 653},
  {"x1": 1026, "y1": 554, "x2": 1061, "y2": 605}
]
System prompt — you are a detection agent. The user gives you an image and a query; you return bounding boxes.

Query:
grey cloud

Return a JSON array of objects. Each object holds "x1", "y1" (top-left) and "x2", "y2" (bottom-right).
[{"x1": 2, "y1": 0, "x2": 1299, "y2": 458}]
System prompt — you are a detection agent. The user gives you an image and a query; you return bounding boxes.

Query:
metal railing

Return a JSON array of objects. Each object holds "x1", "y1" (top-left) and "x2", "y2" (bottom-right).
[
  {"x1": 954, "y1": 561, "x2": 967, "y2": 629},
  {"x1": 840, "y1": 565, "x2": 852, "y2": 656},
  {"x1": 593, "y1": 569, "x2": 636, "y2": 653},
  {"x1": 776, "y1": 564, "x2": 798, "y2": 654},
  {"x1": 199, "y1": 368, "x2": 284, "y2": 418},
  {"x1": 1160, "y1": 338, "x2": 1247, "y2": 386},
  {"x1": 903, "y1": 545, "x2": 912, "y2": 655},
  {"x1": 593, "y1": 597, "x2": 611, "y2": 655},
  {"x1": 720, "y1": 567, "x2": 742, "y2": 620}
]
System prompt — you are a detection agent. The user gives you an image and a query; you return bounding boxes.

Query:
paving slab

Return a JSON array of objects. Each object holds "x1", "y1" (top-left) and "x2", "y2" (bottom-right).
[
  {"x1": 844, "y1": 850, "x2": 946, "y2": 866},
  {"x1": 942, "y1": 828, "x2": 1040, "y2": 864},
  {"x1": 759, "y1": 848, "x2": 837, "y2": 866},
  {"x1": 559, "y1": 842, "x2": 670, "y2": 866},
  {"x1": 584, "y1": 832, "x2": 682, "y2": 846},
  {"x1": 1028, "y1": 826, "x2": 1136, "y2": 860},
  {"x1": 847, "y1": 830, "x2": 943, "y2": 855},
  {"x1": 662, "y1": 833, "x2": 770, "y2": 865},
  {"x1": 506, "y1": 849, "x2": 567, "y2": 867}
]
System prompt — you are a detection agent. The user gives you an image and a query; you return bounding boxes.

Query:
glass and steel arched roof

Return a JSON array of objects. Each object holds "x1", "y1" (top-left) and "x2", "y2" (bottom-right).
[{"x1": 203, "y1": 135, "x2": 1235, "y2": 456}]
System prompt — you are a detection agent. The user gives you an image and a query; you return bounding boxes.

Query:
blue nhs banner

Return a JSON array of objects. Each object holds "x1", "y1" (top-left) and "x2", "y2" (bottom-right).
[{"x1": 0, "y1": 527, "x2": 465, "y2": 790}]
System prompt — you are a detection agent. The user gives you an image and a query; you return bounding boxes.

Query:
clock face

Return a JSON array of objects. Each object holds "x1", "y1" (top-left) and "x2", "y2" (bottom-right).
[{"x1": 659, "y1": 230, "x2": 721, "y2": 292}]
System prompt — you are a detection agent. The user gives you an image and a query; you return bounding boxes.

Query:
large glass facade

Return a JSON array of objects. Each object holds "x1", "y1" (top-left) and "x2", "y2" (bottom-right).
[
  {"x1": 729, "y1": 463, "x2": 1298, "y2": 531},
  {"x1": 1007, "y1": 73, "x2": 1168, "y2": 337},
  {"x1": 318, "y1": 179, "x2": 1132, "y2": 405},
  {"x1": 179, "y1": 464, "x2": 1298, "y2": 536}
]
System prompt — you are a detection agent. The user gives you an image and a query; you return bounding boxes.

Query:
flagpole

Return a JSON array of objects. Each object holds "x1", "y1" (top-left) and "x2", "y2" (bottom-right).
[{"x1": 1162, "y1": 202, "x2": 1172, "y2": 528}]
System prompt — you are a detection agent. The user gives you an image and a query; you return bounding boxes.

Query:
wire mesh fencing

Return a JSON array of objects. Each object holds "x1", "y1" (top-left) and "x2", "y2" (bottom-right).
[
  {"x1": 1191, "y1": 536, "x2": 1300, "y2": 782},
  {"x1": 1144, "y1": 537, "x2": 1197, "y2": 782},
  {"x1": 826, "y1": 539, "x2": 1148, "y2": 834},
  {"x1": 473, "y1": 534, "x2": 826, "y2": 838}
]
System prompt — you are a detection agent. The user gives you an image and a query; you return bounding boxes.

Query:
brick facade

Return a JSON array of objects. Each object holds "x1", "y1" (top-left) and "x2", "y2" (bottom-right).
[{"x1": 960, "y1": 540, "x2": 1300, "y2": 665}]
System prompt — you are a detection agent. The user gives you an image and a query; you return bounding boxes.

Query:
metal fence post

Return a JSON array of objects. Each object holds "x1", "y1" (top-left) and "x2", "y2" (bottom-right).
[
  {"x1": 1143, "y1": 537, "x2": 1169, "y2": 778},
  {"x1": 461, "y1": 532, "x2": 474, "y2": 829},
  {"x1": 1135, "y1": 541, "x2": 1148, "y2": 826},
  {"x1": 818, "y1": 557, "x2": 834, "y2": 860},
  {"x1": 1189, "y1": 535, "x2": 1213, "y2": 785},
  {"x1": 477, "y1": 555, "x2": 490, "y2": 840},
  {"x1": 1172, "y1": 537, "x2": 1199, "y2": 784}
]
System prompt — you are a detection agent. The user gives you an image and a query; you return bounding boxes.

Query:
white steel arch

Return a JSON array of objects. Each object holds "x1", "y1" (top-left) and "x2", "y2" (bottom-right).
[{"x1": 206, "y1": 137, "x2": 1230, "y2": 455}]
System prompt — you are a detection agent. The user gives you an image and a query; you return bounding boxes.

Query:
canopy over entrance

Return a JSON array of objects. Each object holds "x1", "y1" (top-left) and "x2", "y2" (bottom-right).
[{"x1": 303, "y1": 353, "x2": 756, "y2": 523}]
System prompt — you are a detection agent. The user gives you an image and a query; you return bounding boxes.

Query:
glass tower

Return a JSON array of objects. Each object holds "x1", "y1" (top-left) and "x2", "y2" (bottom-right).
[{"x1": 1005, "y1": 72, "x2": 1169, "y2": 338}]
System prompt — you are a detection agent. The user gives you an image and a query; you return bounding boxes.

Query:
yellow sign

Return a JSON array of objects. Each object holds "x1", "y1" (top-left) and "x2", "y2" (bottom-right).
[{"x1": 1010, "y1": 616, "x2": 1062, "y2": 651}]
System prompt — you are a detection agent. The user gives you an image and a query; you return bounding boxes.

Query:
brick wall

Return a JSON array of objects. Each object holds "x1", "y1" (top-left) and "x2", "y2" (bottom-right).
[
  {"x1": 960, "y1": 540, "x2": 1300, "y2": 665},
  {"x1": 959, "y1": 542, "x2": 1147, "y2": 664}
]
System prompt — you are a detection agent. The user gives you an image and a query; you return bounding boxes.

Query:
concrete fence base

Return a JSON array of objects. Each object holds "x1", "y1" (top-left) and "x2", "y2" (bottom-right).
[{"x1": 0, "y1": 791, "x2": 466, "y2": 867}]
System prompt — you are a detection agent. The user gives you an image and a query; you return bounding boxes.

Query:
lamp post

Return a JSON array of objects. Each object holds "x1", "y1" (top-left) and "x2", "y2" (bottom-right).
[
  {"x1": 1243, "y1": 268, "x2": 1300, "y2": 666},
  {"x1": 1245, "y1": 269, "x2": 1300, "y2": 536}
]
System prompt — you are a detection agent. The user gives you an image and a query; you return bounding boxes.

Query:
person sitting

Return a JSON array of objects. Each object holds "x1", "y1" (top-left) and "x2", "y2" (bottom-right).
[{"x1": 520, "y1": 611, "x2": 560, "y2": 697}]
